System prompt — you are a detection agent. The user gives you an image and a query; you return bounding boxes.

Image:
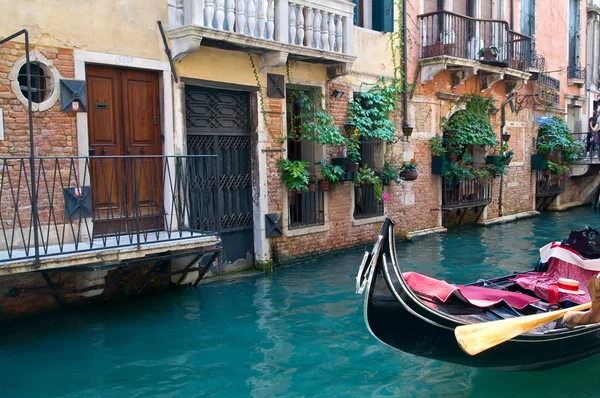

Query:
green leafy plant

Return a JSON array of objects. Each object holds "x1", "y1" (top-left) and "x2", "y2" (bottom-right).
[
  {"x1": 443, "y1": 162, "x2": 474, "y2": 183},
  {"x1": 288, "y1": 89, "x2": 347, "y2": 146},
  {"x1": 348, "y1": 78, "x2": 398, "y2": 142},
  {"x1": 472, "y1": 168, "x2": 492, "y2": 185},
  {"x1": 355, "y1": 166, "x2": 384, "y2": 200},
  {"x1": 376, "y1": 162, "x2": 402, "y2": 185},
  {"x1": 317, "y1": 159, "x2": 345, "y2": 184},
  {"x1": 346, "y1": 132, "x2": 362, "y2": 164},
  {"x1": 446, "y1": 94, "x2": 498, "y2": 148},
  {"x1": 400, "y1": 158, "x2": 418, "y2": 171},
  {"x1": 535, "y1": 116, "x2": 583, "y2": 164},
  {"x1": 429, "y1": 136, "x2": 447, "y2": 156},
  {"x1": 276, "y1": 158, "x2": 310, "y2": 192},
  {"x1": 547, "y1": 161, "x2": 572, "y2": 179},
  {"x1": 478, "y1": 46, "x2": 499, "y2": 58},
  {"x1": 462, "y1": 153, "x2": 473, "y2": 165}
]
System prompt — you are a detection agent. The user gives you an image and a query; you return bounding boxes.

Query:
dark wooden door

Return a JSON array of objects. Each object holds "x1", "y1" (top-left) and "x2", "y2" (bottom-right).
[{"x1": 86, "y1": 65, "x2": 162, "y2": 236}]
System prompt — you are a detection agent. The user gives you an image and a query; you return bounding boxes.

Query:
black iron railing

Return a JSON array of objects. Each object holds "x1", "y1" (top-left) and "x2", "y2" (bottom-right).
[
  {"x1": 0, "y1": 155, "x2": 219, "y2": 263},
  {"x1": 418, "y1": 11, "x2": 532, "y2": 72},
  {"x1": 536, "y1": 170, "x2": 565, "y2": 197},
  {"x1": 567, "y1": 66, "x2": 586, "y2": 80},
  {"x1": 571, "y1": 132, "x2": 595, "y2": 160},
  {"x1": 288, "y1": 188, "x2": 325, "y2": 228},
  {"x1": 528, "y1": 53, "x2": 545, "y2": 70},
  {"x1": 354, "y1": 184, "x2": 384, "y2": 219},
  {"x1": 441, "y1": 178, "x2": 492, "y2": 209}
]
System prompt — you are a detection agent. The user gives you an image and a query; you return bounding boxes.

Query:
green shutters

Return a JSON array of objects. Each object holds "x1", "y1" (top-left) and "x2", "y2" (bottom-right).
[{"x1": 372, "y1": 0, "x2": 394, "y2": 33}]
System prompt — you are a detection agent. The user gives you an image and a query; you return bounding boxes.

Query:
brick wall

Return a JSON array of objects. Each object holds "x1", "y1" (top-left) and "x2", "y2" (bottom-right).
[{"x1": 0, "y1": 42, "x2": 76, "y2": 235}]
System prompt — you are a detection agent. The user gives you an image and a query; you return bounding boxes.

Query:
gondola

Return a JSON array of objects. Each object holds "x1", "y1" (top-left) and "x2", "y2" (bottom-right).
[{"x1": 356, "y1": 218, "x2": 600, "y2": 371}]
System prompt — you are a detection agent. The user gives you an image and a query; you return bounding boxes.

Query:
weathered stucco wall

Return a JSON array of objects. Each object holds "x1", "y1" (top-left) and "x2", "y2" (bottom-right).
[{"x1": 0, "y1": 0, "x2": 168, "y2": 61}]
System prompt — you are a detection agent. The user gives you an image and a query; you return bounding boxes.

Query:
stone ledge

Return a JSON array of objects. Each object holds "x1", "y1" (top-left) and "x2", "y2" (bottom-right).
[
  {"x1": 478, "y1": 210, "x2": 539, "y2": 226},
  {"x1": 405, "y1": 227, "x2": 447, "y2": 240},
  {"x1": 547, "y1": 201, "x2": 584, "y2": 212}
]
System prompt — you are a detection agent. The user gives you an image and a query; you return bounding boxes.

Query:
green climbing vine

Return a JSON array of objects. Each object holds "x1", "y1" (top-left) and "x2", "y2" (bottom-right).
[{"x1": 249, "y1": 53, "x2": 282, "y2": 143}]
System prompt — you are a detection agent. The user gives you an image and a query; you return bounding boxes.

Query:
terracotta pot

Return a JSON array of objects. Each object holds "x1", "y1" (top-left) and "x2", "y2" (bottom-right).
[
  {"x1": 401, "y1": 170, "x2": 419, "y2": 181},
  {"x1": 447, "y1": 154, "x2": 458, "y2": 162},
  {"x1": 308, "y1": 183, "x2": 317, "y2": 193},
  {"x1": 319, "y1": 181, "x2": 330, "y2": 191},
  {"x1": 346, "y1": 162, "x2": 359, "y2": 172}
]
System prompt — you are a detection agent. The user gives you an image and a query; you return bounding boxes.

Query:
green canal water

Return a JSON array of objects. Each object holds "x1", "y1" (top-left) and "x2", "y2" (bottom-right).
[{"x1": 2, "y1": 207, "x2": 600, "y2": 397}]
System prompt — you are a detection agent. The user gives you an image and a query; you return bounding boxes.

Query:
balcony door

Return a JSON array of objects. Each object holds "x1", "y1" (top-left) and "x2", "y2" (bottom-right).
[
  {"x1": 569, "y1": 0, "x2": 581, "y2": 68},
  {"x1": 86, "y1": 65, "x2": 163, "y2": 237}
]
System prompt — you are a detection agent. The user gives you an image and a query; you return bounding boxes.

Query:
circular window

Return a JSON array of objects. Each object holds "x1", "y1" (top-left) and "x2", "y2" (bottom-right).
[
  {"x1": 17, "y1": 62, "x2": 52, "y2": 104},
  {"x1": 9, "y1": 50, "x2": 61, "y2": 112}
]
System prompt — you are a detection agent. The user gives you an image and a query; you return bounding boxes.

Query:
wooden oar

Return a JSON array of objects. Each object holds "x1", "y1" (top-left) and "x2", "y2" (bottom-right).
[{"x1": 454, "y1": 302, "x2": 591, "y2": 356}]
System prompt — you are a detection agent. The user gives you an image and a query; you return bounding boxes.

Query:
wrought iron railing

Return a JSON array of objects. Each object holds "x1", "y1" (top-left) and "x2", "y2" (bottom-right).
[
  {"x1": 567, "y1": 66, "x2": 586, "y2": 80},
  {"x1": 528, "y1": 53, "x2": 545, "y2": 70},
  {"x1": 441, "y1": 178, "x2": 492, "y2": 209},
  {"x1": 354, "y1": 184, "x2": 384, "y2": 219},
  {"x1": 0, "y1": 155, "x2": 219, "y2": 263},
  {"x1": 535, "y1": 170, "x2": 565, "y2": 197},
  {"x1": 418, "y1": 11, "x2": 532, "y2": 72},
  {"x1": 288, "y1": 188, "x2": 325, "y2": 228},
  {"x1": 571, "y1": 132, "x2": 594, "y2": 160}
]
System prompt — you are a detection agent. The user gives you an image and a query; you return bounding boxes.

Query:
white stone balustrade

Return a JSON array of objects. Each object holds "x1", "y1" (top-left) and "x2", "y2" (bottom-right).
[{"x1": 170, "y1": 0, "x2": 354, "y2": 55}]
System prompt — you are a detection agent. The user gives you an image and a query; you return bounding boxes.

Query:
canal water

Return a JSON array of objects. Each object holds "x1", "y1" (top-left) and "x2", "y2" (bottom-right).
[{"x1": 1, "y1": 207, "x2": 600, "y2": 397}]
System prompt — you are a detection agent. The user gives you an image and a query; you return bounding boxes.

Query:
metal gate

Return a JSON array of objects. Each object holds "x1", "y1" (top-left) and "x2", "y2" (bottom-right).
[{"x1": 185, "y1": 86, "x2": 254, "y2": 266}]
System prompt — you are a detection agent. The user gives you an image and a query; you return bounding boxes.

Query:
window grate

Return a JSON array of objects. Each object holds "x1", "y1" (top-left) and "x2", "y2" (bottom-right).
[{"x1": 354, "y1": 184, "x2": 384, "y2": 219}]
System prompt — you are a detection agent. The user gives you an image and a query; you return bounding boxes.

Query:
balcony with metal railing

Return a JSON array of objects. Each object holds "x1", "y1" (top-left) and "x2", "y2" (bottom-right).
[
  {"x1": 0, "y1": 155, "x2": 221, "y2": 275},
  {"x1": 167, "y1": 0, "x2": 356, "y2": 77},
  {"x1": 567, "y1": 65, "x2": 586, "y2": 86},
  {"x1": 441, "y1": 178, "x2": 492, "y2": 210},
  {"x1": 418, "y1": 11, "x2": 532, "y2": 87}
]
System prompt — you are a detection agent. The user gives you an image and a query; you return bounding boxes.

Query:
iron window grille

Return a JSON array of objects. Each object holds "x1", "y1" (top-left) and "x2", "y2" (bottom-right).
[
  {"x1": 288, "y1": 189, "x2": 325, "y2": 229},
  {"x1": 354, "y1": 184, "x2": 384, "y2": 219}
]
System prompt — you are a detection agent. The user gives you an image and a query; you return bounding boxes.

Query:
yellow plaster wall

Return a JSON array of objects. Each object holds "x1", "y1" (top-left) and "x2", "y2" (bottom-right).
[
  {"x1": 175, "y1": 47, "x2": 327, "y2": 86},
  {"x1": 0, "y1": 0, "x2": 167, "y2": 60}
]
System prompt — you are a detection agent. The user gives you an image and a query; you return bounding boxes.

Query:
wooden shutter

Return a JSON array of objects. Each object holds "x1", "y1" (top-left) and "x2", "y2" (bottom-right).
[
  {"x1": 453, "y1": 0, "x2": 468, "y2": 15},
  {"x1": 423, "y1": 0, "x2": 439, "y2": 14},
  {"x1": 481, "y1": 0, "x2": 493, "y2": 19},
  {"x1": 372, "y1": 0, "x2": 394, "y2": 32}
]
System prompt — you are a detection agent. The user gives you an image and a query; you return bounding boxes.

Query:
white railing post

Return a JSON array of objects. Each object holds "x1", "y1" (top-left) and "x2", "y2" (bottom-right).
[
  {"x1": 191, "y1": 0, "x2": 205, "y2": 26},
  {"x1": 343, "y1": 15, "x2": 353, "y2": 55},
  {"x1": 205, "y1": 0, "x2": 215, "y2": 28},
  {"x1": 267, "y1": 0, "x2": 275, "y2": 39},
  {"x1": 226, "y1": 0, "x2": 235, "y2": 31},
  {"x1": 274, "y1": 0, "x2": 289, "y2": 43},
  {"x1": 237, "y1": 0, "x2": 247, "y2": 33}
]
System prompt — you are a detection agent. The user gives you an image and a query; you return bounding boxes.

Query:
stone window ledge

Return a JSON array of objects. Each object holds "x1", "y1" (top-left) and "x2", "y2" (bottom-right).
[
  {"x1": 352, "y1": 215, "x2": 386, "y2": 227},
  {"x1": 285, "y1": 224, "x2": 330, "y2": 237}
]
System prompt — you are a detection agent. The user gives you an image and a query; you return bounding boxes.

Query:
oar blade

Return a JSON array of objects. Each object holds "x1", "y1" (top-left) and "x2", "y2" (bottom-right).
[{"x1": 454, "y1": 303, "x2": 591, "y2": 356}]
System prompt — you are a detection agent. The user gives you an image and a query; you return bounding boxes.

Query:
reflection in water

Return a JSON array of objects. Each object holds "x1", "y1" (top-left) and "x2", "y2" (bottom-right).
[{"x1": 0, "y1": 207, "x2": 598, "y2": 397}]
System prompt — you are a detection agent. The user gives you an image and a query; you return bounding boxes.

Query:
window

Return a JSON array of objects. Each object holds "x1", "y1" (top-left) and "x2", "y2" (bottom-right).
[
  {"x1": 353, "y1": 0, "x2": 394, "y2": 32},
  {"x1": 568, "y1": 0, "x2": 581, "y2": 68},
  {"x1": 286, "y1": 89, "x2": 325, "y2": 229},
  {"x1": 8, "y1": 50, "x2": 60, "y2": 112},
  {"x1": 17, "y1": 62, "x2": 52, "y2": 104}
]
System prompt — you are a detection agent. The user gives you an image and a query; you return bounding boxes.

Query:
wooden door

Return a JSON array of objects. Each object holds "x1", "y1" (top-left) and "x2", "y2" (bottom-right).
[{"x1": 86, "y1": 66, "x2": 162, "y2": 236}]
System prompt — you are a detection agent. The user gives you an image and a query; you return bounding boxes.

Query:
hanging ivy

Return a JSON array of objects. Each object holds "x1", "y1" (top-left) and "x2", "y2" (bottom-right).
[
  {"x1": 348, "y1": 78, "x2": 398, "y2": 141},
  {"x1": 445, "y1": 94, "x2": 498, "y2": 147}
]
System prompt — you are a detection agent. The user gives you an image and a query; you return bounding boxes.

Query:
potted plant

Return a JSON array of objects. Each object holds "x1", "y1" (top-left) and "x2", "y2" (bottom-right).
[
  {"x1": 547, "y1": 161, "x2": 572, "y2": 180},
  {"x1": 442, "y1": 162, "x2": 473, "y2": 187},
  {"x1": 472, "y1": 168, "x2": 492, "y2": 186},
  {"x1": 346, "y1": 137, "x2": 361, "y2": 172},
  {"x1": 276, "y1": 158, "x2": 310, "y2": 193},
  {"x1": 354, "y1": 166, "x2": 384, "y2": 201},
  {"x1": 447, "y1": 145, "x2": 462, "y2": 162},
  {"x1": 478, "y1": 45, "x2": 499, "y2": 61},
  {"x1": 400, "y1": 158, "x2": 419, "y2": 181},
  {"x1": 376, "y1": 162, "x2": 402, "y2": 186},
  {"x1": 429, "y1": 136, "x2": 447, "y2": 175},
  {"x1": 308, "y1": 175, "x2": 318, "y2": 192},
  {"x1": 317, "y1": 160, "x2": 345, "y2": 191}
]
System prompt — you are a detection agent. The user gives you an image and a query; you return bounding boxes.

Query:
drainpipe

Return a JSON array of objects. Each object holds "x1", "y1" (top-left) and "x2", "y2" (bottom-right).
[
  {"x1": 510, "y1": 0, "x2": 514, "y2": 30},
  {"x1": 498, "y1": 95, "x2": 515, "y2": 217},
  {"x1": 402, "y1": 0, "x2": 408, "y2": 132}
]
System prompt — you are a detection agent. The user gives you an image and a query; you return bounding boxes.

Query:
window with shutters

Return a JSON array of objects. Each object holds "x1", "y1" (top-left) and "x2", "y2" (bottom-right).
[
  {"x1": 353, "y1": 0, "x2": 394, "y2": 32},
  {"x1": 568, "y1": 0, "x2": 581, "y2": 68}
]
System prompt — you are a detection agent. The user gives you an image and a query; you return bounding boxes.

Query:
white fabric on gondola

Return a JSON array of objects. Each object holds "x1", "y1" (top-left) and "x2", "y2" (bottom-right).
[{"x1": 540, "y1": 242, "x2": 600, "y2": 271}]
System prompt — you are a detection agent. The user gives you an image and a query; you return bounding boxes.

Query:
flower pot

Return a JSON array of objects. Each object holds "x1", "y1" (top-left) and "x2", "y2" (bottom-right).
[
  {"x1": 400, "y1": 170, "x2": 419, "y2": 181},
  {"x1": 319, "y1": 181, "x2": 329, "y2": 191},
  {"x1": 308, "y1": 183, "x2": 317, "y2": 193},
  {"x1": 288, "y1": 188, "x2": 301, "y2": 195},
  {"x1": 447, "y1": 154, "x2": 458, "y2": 162},
  {"x1": 346, "y1": 162, "x2": 359, "y2": 172}
]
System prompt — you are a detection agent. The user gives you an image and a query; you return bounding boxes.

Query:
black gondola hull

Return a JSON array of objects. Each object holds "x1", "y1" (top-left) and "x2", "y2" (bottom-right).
[{"x1": 360, "y1": 218, "x2": 600, "y2": 371}]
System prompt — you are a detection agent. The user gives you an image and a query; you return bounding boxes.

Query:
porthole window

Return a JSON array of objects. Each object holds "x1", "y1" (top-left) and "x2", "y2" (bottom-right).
[
  {"x1": 9, "y1": 50, "x2": 61, "y2": 112},
  {"x1": 17, "y1": 62, "x2": 52, "y2": 104}
]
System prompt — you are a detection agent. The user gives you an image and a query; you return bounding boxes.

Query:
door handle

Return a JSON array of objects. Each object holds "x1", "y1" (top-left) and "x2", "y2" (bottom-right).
[
  {"x1": 126, "y1": 148, "x2": 131, "y2": 154},
  {"x1": 141, "y1": 147, "x2": 145, "y2": 154},
  {"x1": 101, "y1": 147, "x2": 106, "y2": 155}
]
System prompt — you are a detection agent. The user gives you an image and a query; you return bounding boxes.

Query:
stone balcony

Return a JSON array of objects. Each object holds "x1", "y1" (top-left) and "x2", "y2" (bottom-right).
[{"x1": 167, "y1": 0, "x2": 356, "y2": 77}]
